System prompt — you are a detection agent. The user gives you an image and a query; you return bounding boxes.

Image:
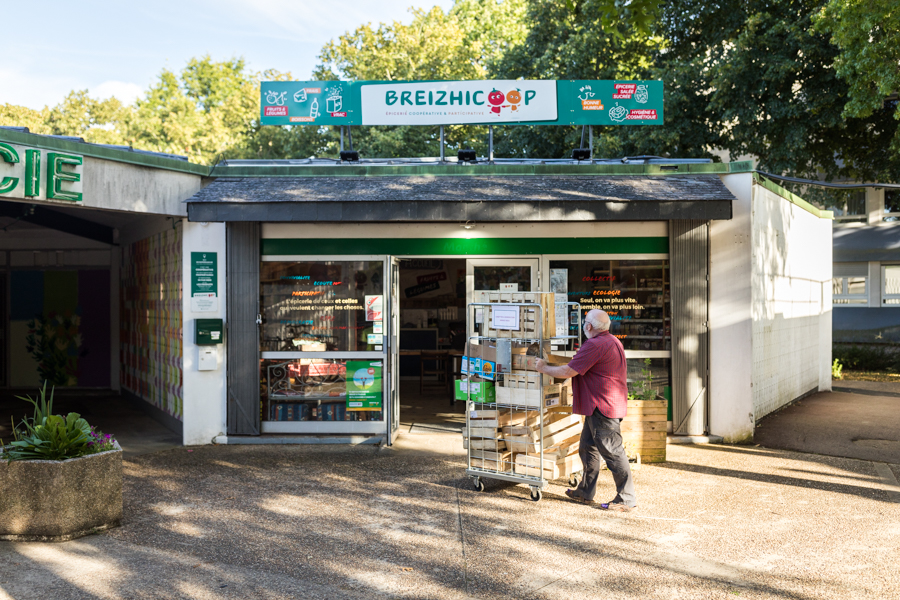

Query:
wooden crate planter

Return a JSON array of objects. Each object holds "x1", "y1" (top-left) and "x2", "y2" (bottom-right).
[{"x1": 621, "y1": 399, "x2": 667, "y2": 463}]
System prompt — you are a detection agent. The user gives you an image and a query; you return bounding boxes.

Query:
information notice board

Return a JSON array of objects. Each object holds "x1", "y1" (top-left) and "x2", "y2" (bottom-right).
[{"x1": 191, "y1": 252, "x2": 218, "y2": 312}]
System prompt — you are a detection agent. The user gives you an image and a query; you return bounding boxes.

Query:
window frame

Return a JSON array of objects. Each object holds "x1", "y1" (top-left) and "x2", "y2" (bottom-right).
[
  {"x1": 882, "y1": 265, "x2": 900, "y2": 306},
  {"x1": 832, "y1": 276, "x2": 868, "y2": 305}
]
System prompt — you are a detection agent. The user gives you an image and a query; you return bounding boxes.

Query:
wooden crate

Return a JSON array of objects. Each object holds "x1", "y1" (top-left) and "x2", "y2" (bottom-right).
[{"x1": 621, "y1": 399, "x2": 667, "y2": 463}]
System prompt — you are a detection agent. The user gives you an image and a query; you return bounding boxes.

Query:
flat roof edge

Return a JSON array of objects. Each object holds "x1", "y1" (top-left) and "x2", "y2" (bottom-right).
[
  {"x1": 208, "y1": 161, "x2": 755, "y2": 178},
  {"x1": 0, "y1": 129, "x2": 209, "y2": 177},
  {"x1": 753, "y1": 173, "x2": 834, "y2": 220}
]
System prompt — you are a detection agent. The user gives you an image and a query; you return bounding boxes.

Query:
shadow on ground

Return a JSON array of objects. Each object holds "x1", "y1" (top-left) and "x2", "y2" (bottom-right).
[
  {"x1": 1, "y1": 432, "x2": 898, "y2": 600},
  {"x1": 755, "y1": 385, "x2": 900, "y2": 463}
]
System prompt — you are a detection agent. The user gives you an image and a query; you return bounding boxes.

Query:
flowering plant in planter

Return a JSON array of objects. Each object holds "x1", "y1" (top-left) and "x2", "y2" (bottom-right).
[
  {"x1": 0, "y1": 382, "x2": 123, "y2": 542},
  {"x1": 1, "y1": 382, "x2": 117, "y2": 462}
]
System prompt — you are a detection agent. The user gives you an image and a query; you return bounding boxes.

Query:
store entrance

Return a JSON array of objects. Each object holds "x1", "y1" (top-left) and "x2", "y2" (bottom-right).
[{"x1": 396, "y1": 257, "x2": 537, "y2": 433}]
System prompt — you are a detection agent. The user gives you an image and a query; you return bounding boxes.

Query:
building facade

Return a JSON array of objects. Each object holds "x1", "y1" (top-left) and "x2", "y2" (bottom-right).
[{"x1": 0, "y1": 128, "x2": 833, "y2": 446}]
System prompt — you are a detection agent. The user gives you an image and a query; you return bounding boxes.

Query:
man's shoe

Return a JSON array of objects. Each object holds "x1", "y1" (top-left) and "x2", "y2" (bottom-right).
[
  {"x1": 599, "y1": 501, "x2": 634, "y2": 512},
  {"x1": 565, "y1": 489, "x2": 594, "y2": 505}
]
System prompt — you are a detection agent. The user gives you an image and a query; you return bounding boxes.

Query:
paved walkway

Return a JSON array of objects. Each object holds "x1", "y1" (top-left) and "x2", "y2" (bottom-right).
[
  {"x1": 1, "y1": 433, "x2": 898, "y2": 599},
  {"x1": 755, "y1": 384, "x2": 900, "y2": 464}
]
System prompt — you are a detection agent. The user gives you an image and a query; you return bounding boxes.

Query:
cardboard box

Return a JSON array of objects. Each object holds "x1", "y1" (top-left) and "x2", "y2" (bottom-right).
[
  {"x1": 455, "y1": 379, "x2": 496, "y2": 403},
  {"x1": 496, "y1": 384, "x2": 561, "y2": 409}
]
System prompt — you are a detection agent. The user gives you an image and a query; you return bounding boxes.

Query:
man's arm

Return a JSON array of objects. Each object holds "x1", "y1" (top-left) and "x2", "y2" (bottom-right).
[{"x1": 534, "y1": 359, "x2": 578, "y2": 379}]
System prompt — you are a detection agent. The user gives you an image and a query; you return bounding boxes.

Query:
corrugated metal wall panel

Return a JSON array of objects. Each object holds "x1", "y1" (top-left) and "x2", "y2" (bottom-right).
[
  {"x1": 670, "y1": 220, "x2": 709, "y2": 435},
  {"x1": 226, "y1": 222, "x2": 260, "y2": 435}
]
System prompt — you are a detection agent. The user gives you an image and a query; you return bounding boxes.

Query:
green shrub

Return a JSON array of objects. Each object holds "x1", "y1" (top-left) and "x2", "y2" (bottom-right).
[
  {"x1": 832, "y1": 344, "x2": 897, "y2": 372},
  {"x1": 1, "y1": 383, "x2": 117, "y2": 461},
  {"x1": 832, "y1": 359, "x2": 843, "y2": 380}
]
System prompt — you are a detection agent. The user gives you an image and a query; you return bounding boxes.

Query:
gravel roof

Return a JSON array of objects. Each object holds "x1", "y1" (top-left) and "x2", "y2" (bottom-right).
[{"x1": 189, "y1": 174, "x2": 735, "y2": 204}]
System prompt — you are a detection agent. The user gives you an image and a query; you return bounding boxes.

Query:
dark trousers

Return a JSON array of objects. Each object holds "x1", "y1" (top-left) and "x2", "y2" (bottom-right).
[{"x1": 577, "y1": 408, "x2": 636, "y2": 507}]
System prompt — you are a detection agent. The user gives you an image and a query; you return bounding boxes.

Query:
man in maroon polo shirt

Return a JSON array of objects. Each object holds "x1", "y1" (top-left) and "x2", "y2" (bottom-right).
[{"x1": 535, "y1": 308, "x2": 636, "y2": 512}]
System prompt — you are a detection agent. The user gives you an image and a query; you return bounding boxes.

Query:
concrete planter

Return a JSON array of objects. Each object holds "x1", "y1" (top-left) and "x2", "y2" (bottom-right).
[{"x1": 0, "y1": 442, "x2": 123, "y2": 542}]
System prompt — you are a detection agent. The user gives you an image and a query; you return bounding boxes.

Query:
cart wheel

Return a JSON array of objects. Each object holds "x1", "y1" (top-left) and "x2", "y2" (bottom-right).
[
  {"x1": 530, "y1": 488, "x2": 542, "y2": 502},
  {"x1": 473, "y1": 478, "x2": 485, "y2": 493},
  {"x1": 568, "y1": 472, "x2": 582, "y2": 487}
]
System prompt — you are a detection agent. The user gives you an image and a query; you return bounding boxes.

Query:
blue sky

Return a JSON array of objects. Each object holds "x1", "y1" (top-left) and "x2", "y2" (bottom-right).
[{"x1": 1, "y1": 0, "x2": 454, "y2": 110}]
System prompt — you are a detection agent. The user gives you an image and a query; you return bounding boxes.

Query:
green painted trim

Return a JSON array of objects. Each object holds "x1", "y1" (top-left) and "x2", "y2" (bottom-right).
[
  {"x1": 753, "y1": 173, "x2": 834, "y2": 220},
  {"x1": 0, "y1": 129, "x2": 209, "y2": 176},
  {"x1": 212, "y1": 161, "x2": 753, "y2": 179},
  {"x1": 261, "y1": 236, "x2": 669, "y2": 256}
]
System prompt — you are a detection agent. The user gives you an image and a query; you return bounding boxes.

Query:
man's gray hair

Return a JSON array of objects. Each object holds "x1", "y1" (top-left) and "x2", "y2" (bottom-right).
[{"x1": 586, "y1": 310, "x2": 612, "y2": 332}]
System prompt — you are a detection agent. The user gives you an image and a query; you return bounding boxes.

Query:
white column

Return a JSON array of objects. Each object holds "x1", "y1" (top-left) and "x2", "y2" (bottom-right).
[
  {"x1": 181, "y1": 220, "x2": 228, "y2": 446},
  {"x1": 866, "y1": 187, "x2": 884, "y2": 225},
  {"x1": 709, "y1": 173, "x2": 755, "y2": 443},
  {"x1": 869, "y1": 261, "x2": 882, "y2": 307}
]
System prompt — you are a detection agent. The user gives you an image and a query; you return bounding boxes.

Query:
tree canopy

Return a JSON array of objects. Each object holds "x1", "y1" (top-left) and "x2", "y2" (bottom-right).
[{"x1": 0, "y1": 0, "x2": 896, "y2": 182}]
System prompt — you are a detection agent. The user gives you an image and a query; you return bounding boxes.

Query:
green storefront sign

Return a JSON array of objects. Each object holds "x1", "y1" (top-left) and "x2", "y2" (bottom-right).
[
  {"x1": 0, "y1": 143, "x2": 83, "y2": 202},
  {"x1": 346, "y1": 360, "x2": 383, "y2": 411},
  {"x1": 260, "y1": 80, "x2": 663, "y2": 127}
]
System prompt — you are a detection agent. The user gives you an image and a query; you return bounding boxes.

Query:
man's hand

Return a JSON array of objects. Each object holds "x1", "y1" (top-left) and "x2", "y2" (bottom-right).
[{"x1": 533, "y1": 359, "x2": 578, "y2": 380}]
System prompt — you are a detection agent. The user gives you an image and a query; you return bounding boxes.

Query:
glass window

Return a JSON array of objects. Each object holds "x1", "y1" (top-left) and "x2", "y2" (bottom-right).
[
  {"x1": 549, "y1": 259, "x2": 670, "y2": 351},
  {"x1": 810, "y1": 189, "x2": 866, "y2": 222},
  {"x1": 883, "y1": 266, "x2": 900, "y2": 305},
  {"x1": 834, "y1": 276, "x2": 868, "y2": 305},
  {"x1": 262, "y1": 358, "x2": 384, "y2": 422},
  {"x1": 883, "y1": 190, "x2": 900, "y2": 222},
  {"x1": 473, "y1": 266, "x2": 532, "y2": 291},
  {"x1": 260, "y1": 260, "x2": 384, "y2": 352}
]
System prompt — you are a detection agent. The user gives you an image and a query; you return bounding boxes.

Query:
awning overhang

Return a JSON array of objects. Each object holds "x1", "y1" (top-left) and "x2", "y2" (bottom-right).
[{"x1": 186, "y1": 175, "x2": 735, "y2": 223}]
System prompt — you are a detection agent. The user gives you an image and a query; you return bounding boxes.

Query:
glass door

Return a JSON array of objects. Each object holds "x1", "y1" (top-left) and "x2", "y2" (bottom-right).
[
  {"x1": 466, "y1": 258, "x2": 539, "y2": 337},
  {"x1": 259, "y1": 256, "x2": 388, "y2": 435}
]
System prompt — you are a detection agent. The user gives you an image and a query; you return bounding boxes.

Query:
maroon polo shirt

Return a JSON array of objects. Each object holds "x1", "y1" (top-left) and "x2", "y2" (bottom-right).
[{"x1": 566, "y1": 331, "x2": 628, "y2": 419}]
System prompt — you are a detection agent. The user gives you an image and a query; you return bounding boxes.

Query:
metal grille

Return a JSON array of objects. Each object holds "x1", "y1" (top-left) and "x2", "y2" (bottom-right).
[
  {"x1": 226, "y1": 222, "x2": 261, "y2": 435},
  {"x1": 670, "y1": 220, "x2": 709, "y2": 435}
]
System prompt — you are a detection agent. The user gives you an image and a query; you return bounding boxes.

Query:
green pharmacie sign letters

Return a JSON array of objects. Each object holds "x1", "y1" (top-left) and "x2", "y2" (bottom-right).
[
  {"x1": 261, "y1": 80, "x2": 663, "y2": 127},
  {"x1": 0, "y1": 143, "x2": 83, "y2": 202}
]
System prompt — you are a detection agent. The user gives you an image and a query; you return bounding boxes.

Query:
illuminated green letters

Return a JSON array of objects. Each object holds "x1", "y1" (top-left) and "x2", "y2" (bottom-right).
[
  {"x1": 0, "y1": 142, "x2": 20, "y2": 195},
  {"x1": 25, "y1": 149, "x2": 40, "y2": 196},
  {"x1": 46, "y1": 153, "x2": 82, "y2": 202}
]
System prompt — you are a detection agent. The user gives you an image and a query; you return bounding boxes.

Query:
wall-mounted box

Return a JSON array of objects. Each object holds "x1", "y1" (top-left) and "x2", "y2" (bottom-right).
[
  {"x1": 196, "y1": 318, "x2": 224, "y2": 345},
  {"x1": 198, "y1": 348, "x2": 218, "y2": 371}
]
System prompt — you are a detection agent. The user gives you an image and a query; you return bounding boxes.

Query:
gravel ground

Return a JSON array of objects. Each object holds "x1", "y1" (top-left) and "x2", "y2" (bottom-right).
[{"x1": 1, "y1": 436, "x2": 898, "y2": 600}]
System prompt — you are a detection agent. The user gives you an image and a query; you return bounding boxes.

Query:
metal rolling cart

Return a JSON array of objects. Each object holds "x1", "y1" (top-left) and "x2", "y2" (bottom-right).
[{"x1": 464, "y1": 297, "x2": 582, "y2": 502}]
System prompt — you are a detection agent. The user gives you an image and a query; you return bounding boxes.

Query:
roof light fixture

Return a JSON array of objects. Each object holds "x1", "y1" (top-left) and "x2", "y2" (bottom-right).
[
  {"x1": 572, "y1": 148, "x2": 591, "y2": 161},
  {"x1": 458, "y1": 149, "x2": 477, "y2": 163}
]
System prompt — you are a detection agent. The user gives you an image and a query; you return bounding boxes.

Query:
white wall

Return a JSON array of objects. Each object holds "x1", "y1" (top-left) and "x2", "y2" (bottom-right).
[
  {"x1": 750, "y1": 184, "x2": 832, "y2": 419},
  {"x1": 710, "y1": 173, "x2": 755, "y2": 442},
  {"x1": 181, "y1": 220, "x2": 228, "y2": 445},
  {"x1": 84, "y1": 158, "x2": 201, "y2": 216}
]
